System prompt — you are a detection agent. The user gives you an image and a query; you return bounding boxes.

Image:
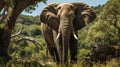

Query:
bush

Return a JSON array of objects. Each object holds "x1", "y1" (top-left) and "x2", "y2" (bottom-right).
[
  {"x1": 78, "y1": 48, "x2": 90, "y2": 60},
  {"x1": 31, "y1": 28, "x2": 41, "y2": 37}
]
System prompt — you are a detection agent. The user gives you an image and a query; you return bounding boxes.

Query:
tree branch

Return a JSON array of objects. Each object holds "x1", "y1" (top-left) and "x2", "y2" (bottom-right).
[
  {"x1": 106, "y1": 15, "x2": 120, "y2": 30},
  {"x1": 11, "y1": 26, "x2": 43, "y2": 50},
  {"x1": 11, "y1": 26, "x2": 24, "y2": 38},
  {"x1": 6, "y1": 0, "x2": 40, "y2": 32},
  {"x1": 12, "y1": 37, "x2": 43, "y2": 50},
  {"x1": 106, "y1": 19, "x2": 113, "y2": 25}
]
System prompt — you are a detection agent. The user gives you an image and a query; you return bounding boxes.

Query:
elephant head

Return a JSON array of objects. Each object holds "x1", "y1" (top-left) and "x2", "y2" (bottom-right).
[
  {"x1": 40, "y1": 2, "x2": 96, "y2": 63},
  {"x1": 55, "y1": 3, "x2": 78, "y2": 40},
  {"x1": 40, "y1": 2, "x2": 96, "y2": 39}
]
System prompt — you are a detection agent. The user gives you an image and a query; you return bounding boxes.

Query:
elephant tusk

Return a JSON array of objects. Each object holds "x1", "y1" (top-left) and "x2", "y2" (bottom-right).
[
  {"x1": 73, "y1": 32, "x2": 78, "y2": 40},
  {"x1": 56, "y1": 32, "x2": 60, "y2": 39},
  {"x1": 73, "y1": 34, "x2": 78, "y2": 40}
]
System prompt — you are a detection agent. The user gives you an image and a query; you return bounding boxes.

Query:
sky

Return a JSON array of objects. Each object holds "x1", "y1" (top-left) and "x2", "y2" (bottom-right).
[{"x1": 22, "y1": 0, "x2": 108, "y2": 16}]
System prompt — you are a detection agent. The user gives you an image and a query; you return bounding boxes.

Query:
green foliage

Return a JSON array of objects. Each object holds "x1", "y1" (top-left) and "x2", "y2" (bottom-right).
[
  {"x1": 101, "y1": 0, "x2": 120, "y2": 19},
  {"x1": 0, "y1": 23, "x2": 5, "y2": 29},
  {"x1": 31, "y1": 28, "x2": 41, "y2": 37},
  {"x1": 24, "y1": 0, "x2": 47, "y2": 13},
  {"x1": 92, "y1": 4, "x2": 103, "y2": 14},
  {"x1": 0, "y1": 58, "x2": 120, "y2": 67},
  {"x1": 78, "y1": 48, "x2": 90, "y2": 60},
  {"x1": 78, "y1": 0, "x2": 120, "y2": 47},
  {"x1": 19, "y1": 41, "x2": 28, "y2": 47},
  {"x1": 17, "y1": 15, "x2": 40, "y2": 25},
  {"x1": 9, "y1": 22, "x2": 45, "y2": 61},
  {"x1": 84, "y1": 21, "x2": 119, "y2": 46},
  {"x1": 78, "y1": 26, "x2": 91, "y2": 48}
]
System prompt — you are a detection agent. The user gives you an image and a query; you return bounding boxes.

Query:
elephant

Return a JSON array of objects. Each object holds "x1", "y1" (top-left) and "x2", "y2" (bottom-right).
[{"x1": 40, "y1": 2, "x2": 96, "y2": 64}]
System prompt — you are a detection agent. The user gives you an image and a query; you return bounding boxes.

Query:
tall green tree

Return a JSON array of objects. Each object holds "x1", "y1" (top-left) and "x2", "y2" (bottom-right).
[
  {"x1": 101, "y1": 0, "x2": 120, "y2": 40},
  {"x1": 0, "y1": 0, "x2": 46, "y2": 61},
  {"x1": 84, "y1": 0, "x2": 120, "y2": 46}
]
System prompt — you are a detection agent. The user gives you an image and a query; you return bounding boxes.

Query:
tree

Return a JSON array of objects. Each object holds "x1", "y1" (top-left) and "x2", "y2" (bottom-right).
[
  {"x1": 0, "y1": 0, "x2": 46, "y2": 61},
  {"x1": 101, "y1": 0, "x2": 120, "y2": 41},
  {"x1": 85, "y1": 21, "x2": 119, "y2": 46},
  {"x1": 83, "y1": 0, "x2": 120, "y2": 46}
]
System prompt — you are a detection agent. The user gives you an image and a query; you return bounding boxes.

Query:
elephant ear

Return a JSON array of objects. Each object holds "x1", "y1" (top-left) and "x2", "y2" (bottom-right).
[
  {"x1": 40, "y1": 3, "x2": 60, "y2": 31},
  {"x1": 71, "y1": 2, "x2": 96, "y2": 31}
]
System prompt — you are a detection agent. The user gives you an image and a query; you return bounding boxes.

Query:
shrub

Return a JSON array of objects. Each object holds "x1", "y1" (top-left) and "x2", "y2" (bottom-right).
[{"x1": 31, "y1": 28, "x2": 41, "y2": 37}]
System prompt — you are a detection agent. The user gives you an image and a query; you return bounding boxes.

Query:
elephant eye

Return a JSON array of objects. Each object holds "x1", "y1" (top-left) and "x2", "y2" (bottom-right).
[{"x1": 70, "y1": 6, "x2": 76, "y2": 11}]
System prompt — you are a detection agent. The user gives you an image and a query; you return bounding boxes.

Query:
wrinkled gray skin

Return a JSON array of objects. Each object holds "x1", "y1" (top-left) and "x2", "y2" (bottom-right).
[{"x1": 40, "y1": 2, "x2": 96, "y2": 64}]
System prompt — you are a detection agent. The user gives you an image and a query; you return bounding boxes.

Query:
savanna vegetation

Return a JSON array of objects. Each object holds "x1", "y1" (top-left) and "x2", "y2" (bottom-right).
[{"x1": 0, "y1": 0, "x2": 120, "y2": 67}]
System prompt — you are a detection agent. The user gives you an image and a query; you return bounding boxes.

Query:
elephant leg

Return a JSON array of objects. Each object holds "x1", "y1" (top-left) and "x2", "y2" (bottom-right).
[
  {"x1": 53, "y1": 30, "x2": 62, "y2": 64},
  {"x1": 48, "y1": 46, "x2": 60, "y2": 62},
  {"x1": 54, "y1": 48, "x2": 60, "y2": 63},
  {"x1": 69, "y1": 32, "x2": 78, "y2": 63},
  {"x1": 41, "y1": 23, "x2": 56, "y2": 61},
  {"x1": 47, "y1": 44, "x2": 60, "y2": 62},
  {"x1": 47, "y1": 46, "x2": 56, "y2": 61},
  {"x1": 56, "y1": 37, "x2": 63, "y2": 64}
]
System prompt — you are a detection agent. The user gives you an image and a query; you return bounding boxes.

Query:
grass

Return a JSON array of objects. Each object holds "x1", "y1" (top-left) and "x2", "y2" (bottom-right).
[{"x1": 0, "y1": 58, "x2": 120, "y2": 67}]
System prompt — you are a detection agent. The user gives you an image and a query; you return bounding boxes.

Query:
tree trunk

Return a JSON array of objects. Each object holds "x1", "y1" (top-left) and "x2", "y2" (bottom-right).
[
  {"x1": 0, "y1": 0, "x2": 39, "y2": 61},
  {"x1": 0, "y1": 28, "x2": 12, "y2": 62}
]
